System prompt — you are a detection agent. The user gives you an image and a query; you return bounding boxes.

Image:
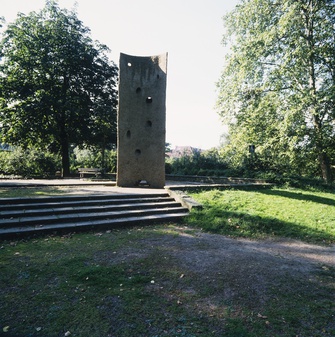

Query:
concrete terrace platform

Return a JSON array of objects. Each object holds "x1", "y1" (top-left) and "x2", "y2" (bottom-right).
[
  {"x1": 0, "y1": 178, "x2": 206, "y2": 210},
  {"x1": 0, "y1": 178, "x2": 189, "y2": 188},
  {"x1": 0, "y1": 177, "x2": 271, "y2": 187},
  {"x1": 0, "y1": 179, "x2": 164, "y2": 196},
  {"x1": 0, "y1": 178, "x2": 197, "y2": 193}
]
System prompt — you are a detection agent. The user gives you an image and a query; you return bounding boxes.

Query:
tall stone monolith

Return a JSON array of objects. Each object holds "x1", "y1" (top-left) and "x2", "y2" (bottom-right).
[{"x1": 117, "y1": 53, "x2": 168, "y2": 188}]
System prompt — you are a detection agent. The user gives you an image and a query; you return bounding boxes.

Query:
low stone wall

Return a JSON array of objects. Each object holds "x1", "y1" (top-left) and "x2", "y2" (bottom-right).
[{"x1": 165, "y1": 174, "x2": 269, "y2": 185}]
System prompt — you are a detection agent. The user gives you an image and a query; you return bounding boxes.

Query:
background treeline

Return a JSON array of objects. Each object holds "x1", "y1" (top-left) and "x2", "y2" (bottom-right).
[
  {"x1": 166, "y1": 146, "x2": 332, "y2": 185},
  {"x1": 0, "y1": 147, "x2": 116, "y2": 178},
  {"x1": 0, "y1": 145, "x2": 331, "y2": 189}
]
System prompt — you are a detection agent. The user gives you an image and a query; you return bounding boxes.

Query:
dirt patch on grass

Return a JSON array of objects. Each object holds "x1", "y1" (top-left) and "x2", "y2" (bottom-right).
[
  {"x1": 2, "y1": 226, "x2": 334, "y2": 336},
  {"x1": 91, "y1": 226, "x2": 335, "y2": 335},
  {"x1": 96, "y1": 226, "x2": 335, "y2": 277}
]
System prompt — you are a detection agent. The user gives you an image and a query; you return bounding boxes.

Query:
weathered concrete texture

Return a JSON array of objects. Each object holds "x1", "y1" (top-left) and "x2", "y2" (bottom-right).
[{"x1": 117, "y1": 53, "x2": 168, "y2": 188}]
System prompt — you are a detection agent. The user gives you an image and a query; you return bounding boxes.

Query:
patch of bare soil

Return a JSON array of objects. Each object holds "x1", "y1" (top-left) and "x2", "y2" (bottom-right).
[
  {"x1": 173, "y1": 230, "x2": 334, "y2": 305},
  {"x1": 96, "y1": 226, "x2": 335, "y2": 321}
]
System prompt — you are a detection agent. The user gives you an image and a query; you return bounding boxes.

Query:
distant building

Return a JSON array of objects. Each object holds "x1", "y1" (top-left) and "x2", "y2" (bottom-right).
[{"x1": 166, "y1": 146, "x2": 202, "y2": 159}]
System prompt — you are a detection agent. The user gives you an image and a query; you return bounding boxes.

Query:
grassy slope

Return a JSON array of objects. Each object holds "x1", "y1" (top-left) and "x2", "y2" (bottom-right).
[{"x1": 188, "y1": 187, "x2": 335, "y2": 244}]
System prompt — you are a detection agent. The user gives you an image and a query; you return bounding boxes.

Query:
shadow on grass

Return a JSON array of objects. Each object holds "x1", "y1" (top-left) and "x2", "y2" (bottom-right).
[
  {"x1": 187, "y1": 207, "x2": 334, "y2": 244},
  {"x1": 257, "y1": 188, "x2": 335, "y2": 206},
  {"x1": 1, "y1": 226, "x2": 334, "y2": 337}
]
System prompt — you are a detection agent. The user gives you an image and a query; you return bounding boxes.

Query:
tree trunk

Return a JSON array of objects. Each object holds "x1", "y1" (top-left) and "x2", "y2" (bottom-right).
[
  {"x1": 313, "y1": 115, "x2": 332, "y2": 184},
  {"x1": 305, "y1": 14, "x2": 332, "y2": 185},
  {"x1": 101, "y1": 145, "x2": 105, "y2": 173},
  {"x1": 59, "y1": 109, "x2": 70, "y2": 177},
  {"x1": 101, "y1": 136, "x2": 107, "y2": 173},
  {"x1": 318, "y1": 151, "x2": 332, "y2": 184},
  {"x1": 61, "y1": 137, "x2": 70, "y2": 177}
]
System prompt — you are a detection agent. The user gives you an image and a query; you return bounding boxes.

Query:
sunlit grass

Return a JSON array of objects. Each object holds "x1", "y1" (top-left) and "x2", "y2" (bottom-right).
[
  {"x1": 0, "y1": 187, "x2": 68, "y2": 198},
  {"x1": 187, "y1": 187, "x2": 335, "y2": 244}
]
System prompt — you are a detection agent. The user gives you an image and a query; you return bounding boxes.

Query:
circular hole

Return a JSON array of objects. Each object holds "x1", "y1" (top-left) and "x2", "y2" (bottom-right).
[
  {"x1": 136, "y1": 87, "x2": 141, "y2": 94},
  {"x1": 135, "y1": 149, "x2": 141, "y2": 156},
  {"x1": 146, "y1": 97, "x2": 153, "y2": 103},
  {"x1": 146, "y1": 120, "x2": 152, "y2": 127},
  {"x1": 127, "y1": 62, "x2": 132, "y2": 67},
  {"x1": 126, "y1": 130, "x2": 131, "y2": 138}
]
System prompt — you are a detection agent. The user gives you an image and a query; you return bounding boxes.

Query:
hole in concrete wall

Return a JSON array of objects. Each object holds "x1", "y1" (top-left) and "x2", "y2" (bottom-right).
[
  {"x1": 157, "y1": 74, "x2": 160, "y2": 79},
  {"x1": 146, "y1": 97, "x2": 153, "y2": 103},
  {"x1": 135, "y1": 149, "x2": 141, "y2": 156},
  {"x1": 146, "y1": 120, "x2": 152, "y2": 127},
  {"x1": 127, "y1": 62, "x2": 132, "y2": 67},
  {"x1": 138, "y1": 180, "x2": 149, "y2": 187},
  {"x1": 126, "y1": 130, "x2": 131, "y2": 138},
  {"x1": 136, "y1": 87, "x2": 141, "y2": 94}
]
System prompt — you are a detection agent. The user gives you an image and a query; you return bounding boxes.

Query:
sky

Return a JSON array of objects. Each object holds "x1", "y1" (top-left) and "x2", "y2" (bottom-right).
[{"x1": 1, "y1": 0, "x2": 239, "y2": 149}]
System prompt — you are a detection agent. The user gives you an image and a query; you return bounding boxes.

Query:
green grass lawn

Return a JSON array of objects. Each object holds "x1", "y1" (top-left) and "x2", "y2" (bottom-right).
[{"x1": 188, "y1": 187, "x2": 335, "y2": 244}]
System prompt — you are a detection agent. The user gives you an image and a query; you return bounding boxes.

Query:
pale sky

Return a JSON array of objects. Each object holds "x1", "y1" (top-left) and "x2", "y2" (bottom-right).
[{"x1": 1, "y1": 0, "x2": 238, "y2": 149}]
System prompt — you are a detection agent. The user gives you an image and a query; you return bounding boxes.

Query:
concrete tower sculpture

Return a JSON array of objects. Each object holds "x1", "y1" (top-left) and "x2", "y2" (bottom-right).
[{"x1": 117, "y1": 53, "x2": 168, "y2": 188}]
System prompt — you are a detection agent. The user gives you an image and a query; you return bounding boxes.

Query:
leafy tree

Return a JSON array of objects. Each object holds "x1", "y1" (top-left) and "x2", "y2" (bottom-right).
[
  {"x1": 0, "y1": 1, "x2": 118, "y2": 176},
  {"x1": 217, "y1": 0, "x2": 335, "y2": 183}
]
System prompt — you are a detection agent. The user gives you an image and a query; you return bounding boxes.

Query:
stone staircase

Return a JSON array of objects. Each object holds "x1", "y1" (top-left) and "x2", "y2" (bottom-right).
[{"x1": 0, "y1": 192, "x2": 189, "y2": 238}]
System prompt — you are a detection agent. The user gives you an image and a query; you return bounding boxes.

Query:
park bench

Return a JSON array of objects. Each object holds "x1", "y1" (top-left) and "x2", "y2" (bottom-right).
[{"x1": 78, "y1": 168, "x2": 102, "y2": 179}]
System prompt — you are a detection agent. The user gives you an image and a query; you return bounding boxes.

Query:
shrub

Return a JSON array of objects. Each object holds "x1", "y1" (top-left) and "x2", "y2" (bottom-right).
[
  {"x1": 167, "y1": 148, "x2": 228, "y2": 176},
  {"x1": 0, "y1": 147, "x2": 61, "y2": 177}
]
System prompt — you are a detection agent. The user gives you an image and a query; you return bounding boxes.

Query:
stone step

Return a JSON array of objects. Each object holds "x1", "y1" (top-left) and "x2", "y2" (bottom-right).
[
  {"x1": 0, "y1": 193, "x2": 171, "y2": 210},
  {"x1": 0, "y1": 200, "x2": 179, "y2": 218},
  {"x1": 0, "y1": 193, "x2": 189, "y2": 238},
  {"x1": 0, "y1": 212, "x2": 188, "y2": 238},
  {"x1": 0, "y1": 206, "x2": 188, "y2": 228}
]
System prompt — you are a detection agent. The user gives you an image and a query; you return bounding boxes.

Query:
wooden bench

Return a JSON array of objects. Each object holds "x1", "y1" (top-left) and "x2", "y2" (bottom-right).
[{"x1": 78, "y1": 168, "x2": 102, "y2": 179}]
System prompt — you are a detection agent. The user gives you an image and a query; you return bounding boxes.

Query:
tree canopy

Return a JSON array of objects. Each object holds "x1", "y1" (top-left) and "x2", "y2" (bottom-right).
[
  {"x1": 0, "y1": 0, "x2": 118, "y2": 176},
  {"x1": 217, "y1": 0, "x2": 335, "y2": 183}
]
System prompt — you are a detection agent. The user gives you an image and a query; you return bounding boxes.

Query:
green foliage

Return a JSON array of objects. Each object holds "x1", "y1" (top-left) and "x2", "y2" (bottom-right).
[
  {"x1": 188, "y1": 187, "x2": 335, "y2": 244},
  {"x1": 0, "y1": 147, "x2": 117, "y2": 177},
  {"x1": 0, "y1": 147, "x2": 61, "y2": 177},
  {"x1": 167, "y1": 148, "x2": 228, "y2": 176},
  {"x1": 0, "y1": 145, "x2": 117, "y2": 177},
  {"x1": 0, "y1": 1, "x2": 118, "y2": 176},
  {"x1": 165, "y1": 146, "x2": 332, "y2": 184},
  {"x1": 217, "y1": 0, "x2": 335, "y2": 183},
  {"x1": 71, "y1": 146, "x2": 117, "y2": 173}
]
